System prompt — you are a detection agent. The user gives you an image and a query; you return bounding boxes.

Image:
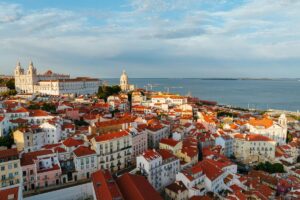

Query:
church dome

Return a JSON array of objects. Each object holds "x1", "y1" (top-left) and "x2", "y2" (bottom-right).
[{"x1": 120, "y1": 70, "x2": 128, "y2": 81}]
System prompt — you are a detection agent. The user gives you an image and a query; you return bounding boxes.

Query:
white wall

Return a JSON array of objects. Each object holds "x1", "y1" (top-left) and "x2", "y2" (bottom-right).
[{"x1": 24, "y1": 183, "x2": 93, "y2": 200}]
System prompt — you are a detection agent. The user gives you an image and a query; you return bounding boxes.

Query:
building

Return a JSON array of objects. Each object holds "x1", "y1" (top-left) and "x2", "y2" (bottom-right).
[
  {"x1": 73, "y1": 146, "x2": 97, "y2": 180},
  {"x1": 120, "y1": 70, "x2": 134, "y2": 92},
  {"x1": 20, "y1": 149, "x2": 61, "y2": 192},
  {"x1": 175, "y1": 165, "x2": 206, "y2": 197},
  {"x1": 233, "y1": 133, "x2": 276, "y2": 164},
  {"x1": 129, "y1": 127, "x2": 148, "y2": 163},
  {"x1": 14, "y1": 61, "x2": 100, "y2": 95},
  {"x1": 91, "y1": 130, "x2": 132, "y2": 172},
  {"x1": 13, "y1": 126, "x2": 46, "y2": 152},
  {"x1": 165, "y1": 181, "x2": 189, "y2": 200},
  {"x1": 159, "y1": 138, "x2": 182, "y2": 155},
  {"x1": 0, "y1": 148, "x2": 22, "y2": 189},
  {"x1": 0, "y1": 116, "x2": 10, "y2": 137},
  {"x1": 146, "y1": 122, "x2": 170, "y2": 149},
  {"x1": 91, "y1": 170, "x2": 123, "y2": 200},
  {"x1": 197, "y1": 160, "x2": 226, "y2": 193},
  {"x1": 246, "y1": 115, "x2": 287, "y2": 145},
  {"x1": 0, "y1": 185, "x2": 23, "y2": 200},
  {"x1": 151, "y1": 95, "x2": 188, "y2": 106},
  {"x1": 215, "y1": 135, "x2": 234, "y2": 157},
  {"x1": 117, "y1": 173, "x2": 163, "y2": 200},
  {"x1": 0, "y1": 86, "x2": 9, "y2": 93},
  {"x1": 136, "y1": 149, "x2": 180, "y2": 191}
]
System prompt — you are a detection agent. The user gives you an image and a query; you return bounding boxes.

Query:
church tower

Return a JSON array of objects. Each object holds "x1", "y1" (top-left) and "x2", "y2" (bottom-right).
[
  {"x1": 25, "y1": 61, "x2": 38, "y2": 93},
  {"x1": 14, "y1": 62, "x2": 25, "y2": 93},
  {"x1": 120, "y1": 70, "x2": 129, "y2": 91},
  {"x1": 278, "y1": 113, "x2": 287, "y2": 128}
]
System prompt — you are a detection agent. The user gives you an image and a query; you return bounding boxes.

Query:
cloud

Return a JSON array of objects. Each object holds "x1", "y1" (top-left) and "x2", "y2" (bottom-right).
[{"x1": 0, "y1": 0, "x2": 300, "y2": 78}]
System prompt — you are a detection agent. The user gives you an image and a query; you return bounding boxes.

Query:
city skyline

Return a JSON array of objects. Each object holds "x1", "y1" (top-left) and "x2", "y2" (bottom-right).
[{"x1": 1, "y1": 0, "x2": 300, "y2": 78}]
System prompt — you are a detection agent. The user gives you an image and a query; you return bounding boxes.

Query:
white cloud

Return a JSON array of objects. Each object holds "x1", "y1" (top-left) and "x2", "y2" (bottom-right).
[{"x1": 0, "y1": 0, "x2": 300, "y2": 77}]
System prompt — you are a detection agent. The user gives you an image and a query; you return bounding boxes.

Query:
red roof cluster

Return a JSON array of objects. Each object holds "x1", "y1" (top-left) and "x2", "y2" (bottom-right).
[
  {"x1": 0, "y1": 148, "x2": 19, "y2": 161},
  {"x1": 142, "y1": 149, "x2": 161, "y2": 161},
  {"x1": 160, "y1": 138, "x2": 180, "y2": 147},
  {"x1": 91, "y1": 170, "x2": 123, "y2": 200},
  {"x1": 29, "y1": 109, "x2": 49, "y2": 117},
  {"x1": 73, "y1": 146, "x2": 96, "y2": 157},
  {"x1": 94, "y1": 130, "x2": 129, "y2": 142},
  {"x1": 234, "y1": 133, "x2": 273, "y2": 142},
  {"x1": 63, "y1": 138, "x2": 84, "y2": 147},
  {"x1": 197, "y1": 159, "x2": 224, "y2": 181},
  {"x1": 117, "y1": 173, "x2": 163, "y2": 200},
  {"x1": 21, "y1": 149, "x2": 53, "y2": 166}
]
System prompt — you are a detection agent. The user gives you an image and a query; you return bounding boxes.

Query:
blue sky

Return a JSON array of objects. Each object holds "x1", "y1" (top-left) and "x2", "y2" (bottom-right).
[{"x1": 0, "y1": 0, "x2": 299, "y2": 78}]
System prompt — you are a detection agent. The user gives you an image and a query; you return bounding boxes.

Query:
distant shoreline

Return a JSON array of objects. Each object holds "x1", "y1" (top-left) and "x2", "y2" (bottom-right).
[{"x1": 102, "y1": 77, "x2": 300, "y2": 81}]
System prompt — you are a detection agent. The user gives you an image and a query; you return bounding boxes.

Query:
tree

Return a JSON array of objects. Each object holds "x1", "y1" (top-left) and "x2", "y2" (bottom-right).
[
  {"x1": 217, "y1": 111, "x2": 238, "y2": 118},
  {"x1": 5, "y1": 79, "x2": 15, "y2": 90},
  {"x1": 41, "y1": 103, "x2": 56, "y2": 113},
  {"x1": 28, "y1": 104, "x2": 40, "y2": 110},
  {"x1": 0, "y1": 131, "x2": 15, "y2": 148},
  {"x1": 255, "y1": 162, "x2": 284, "y2": 173},
  {"x1": 97, "y1": 85, "x2": 121, "y2": 101}
]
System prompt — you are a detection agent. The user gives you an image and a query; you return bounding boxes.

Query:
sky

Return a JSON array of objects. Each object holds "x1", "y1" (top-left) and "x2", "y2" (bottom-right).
[{"x1": 0, "y1": 0, "x2": 300, "y2": 78}]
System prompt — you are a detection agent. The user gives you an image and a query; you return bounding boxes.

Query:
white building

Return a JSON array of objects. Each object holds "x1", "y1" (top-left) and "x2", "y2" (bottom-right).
[
  {"x1": 246, "y1": 115, "x2": 287, "y2": 145},
  {"x1": 14, "y1": 61, "x2": 100, "y2": 95},
  {"x1": 233, "y1": 133, "x2": 276, "y2": 164},
  {"x1": 40, "y1": 121, "x2": 62, "y2": 145},
  {"x1": 215, "y1": 135, "x2": 234, "y2": 157},
  {"x1": 91, "y1": 130, "x2": 132, "y2": 172},
  {"x1": 120, "y1": 70, "x2": 135, "y2": 91},
  {"x1": 73, "y1": 146, "x2": 98, "y2": 180},
  {"x1": 151, "y1": 95, "x2": 188, "y2": 106},
  {"x1": 146, "y1": 123, "x2": 170, "y2": 149},
  {"x1": 0, "y1": 116, "x2": 10, "y2": 137},
  {"x1": 129, "y1": 127, "x2": 148, "y2": 163},
  {"x1": 176, "y1": 165, "x2": 206, "y2": 197},
  {"x1": 137, "y1": 149, "x2": 180, "y2": 191},
  {"x1": 0, "y1": 86, "x2": 8, "y2": 93}
]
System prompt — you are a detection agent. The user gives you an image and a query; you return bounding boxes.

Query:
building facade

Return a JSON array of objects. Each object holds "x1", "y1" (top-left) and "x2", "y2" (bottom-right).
[{"x1": 14, "y1": 61, "x2": 100, "y2": 95}]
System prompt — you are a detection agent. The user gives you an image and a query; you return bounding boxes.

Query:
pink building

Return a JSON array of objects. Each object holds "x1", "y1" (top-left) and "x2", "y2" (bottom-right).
[{"x1": 21, "y1": 149, "x2": 61, "y2": 192}]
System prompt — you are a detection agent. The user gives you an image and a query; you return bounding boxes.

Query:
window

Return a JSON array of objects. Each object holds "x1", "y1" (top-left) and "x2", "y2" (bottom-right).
[
  {"x1": 8, "y1": 164, "x2": 12, "y2": 169},
  {"x1": 1, "y1": 166, "x2": 5, "y2": 171},
  {"x1": 14, "y1": 163, "x2": 18, "y2": 168}
]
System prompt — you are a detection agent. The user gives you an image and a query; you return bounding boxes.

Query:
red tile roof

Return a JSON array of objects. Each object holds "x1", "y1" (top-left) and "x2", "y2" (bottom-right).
[
  {"x1": 249, "y1": 117, "x2": 273, "y2": 128},
  {"x1": 95, "y1": 117, "x2": 135, "y2": 127},
  {"x1": 197, "y1": 159, "x2": 224, "y2": 181},
  {"x1": 117, "y1": 173, "x2": 163, "y2": 200},
  {"x1": 21, "y1": 149, "x2": 53, "y2": 166},
  {"x1": 0, "y1": 148, "x2": 19, "y2": 161},
  {"x1": 0, "y1": 116, "x2": 4, "y2": 123},
  {"x1": 9, "y1": 118, "x2": 28, "y2": 123},
  {"x1": 142, "y1": 149, "x2": 161, "y2": 162},
  {"x1": 0, "y1": 186, "x2": 19, "y2": 200},
  {"x1": 73, "y1": 146, "x2": 96, "y2": 157},
  {"x1": 234, "y1": 133, "x2": 273, "y2": 142},
  {"x1": 94, "y1": 130, "x2": 129, "y2": 142},
  {"x1": 29, "y1": 109, "x2": 50, "y2": 117},
  {"x1": 160, "y1": 138, "x2": 180, "y2": 147},
  {"x1": 63, "y1": 138, "x2": 84, "y2": 147},
  {"x1": 91, "y1": 170, "x2": 123, "y2": 200},
  {"x1": 157, "y1": 149, "x2": 176, "y2": 161}
]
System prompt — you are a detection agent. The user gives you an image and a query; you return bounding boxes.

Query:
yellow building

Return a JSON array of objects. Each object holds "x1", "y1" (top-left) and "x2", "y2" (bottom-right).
[
  {"x1": 0, "y1": 148, "x2": 22, "y2": 188},
  {"x1": 13, "y1": 127, "x2": 45, "y2": 152},
  {"x1": 159, "y1": 138, "x2": 182, "y2": 154}
]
